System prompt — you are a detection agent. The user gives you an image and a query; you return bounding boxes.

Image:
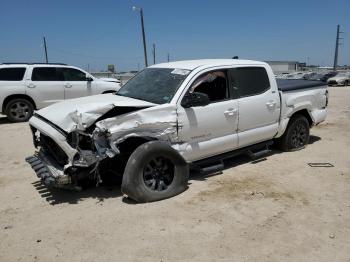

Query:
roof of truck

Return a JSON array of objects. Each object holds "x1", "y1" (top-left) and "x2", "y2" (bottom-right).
[{"x1": 150, "y1": 59, "x2": 267, "y2": 70}]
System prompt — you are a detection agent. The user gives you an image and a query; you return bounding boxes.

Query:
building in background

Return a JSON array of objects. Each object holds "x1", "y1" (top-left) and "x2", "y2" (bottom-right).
[
  {"x1": 265, "y1": 61, "x2": 300, "y2": 74},
  {"x1": 107, "y1": 64, "x2": 115, "y2": 73}
]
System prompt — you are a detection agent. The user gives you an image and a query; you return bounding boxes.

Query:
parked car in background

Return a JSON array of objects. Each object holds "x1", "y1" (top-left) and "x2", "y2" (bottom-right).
[
  {"x1": 285, "y1": 72, "x2": 308, "y2": 79},
  {"x1": 0, "y1": 63, "x2": 121, "y2": 122},
  {"x1": 327, "y1": 72, "x2": 350, "y2": 86},
  {"x1": 320, "y1": 71, "x2": 337, "y2": 82},
  {"x1": 303, "y1": 72, "x2": 327, "y2": 81}
]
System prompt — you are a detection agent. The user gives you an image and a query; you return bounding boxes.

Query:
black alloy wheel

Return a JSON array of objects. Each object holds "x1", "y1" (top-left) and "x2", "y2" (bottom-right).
[
  {"x1": 290, "y1": 121, "x2": 308, "y2": 148},
  {"x1": 143, "y1": 156, "x2": 175, "y2": 191}
]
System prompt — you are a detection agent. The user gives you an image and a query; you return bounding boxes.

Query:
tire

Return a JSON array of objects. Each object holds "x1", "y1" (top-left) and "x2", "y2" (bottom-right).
[
  {"x1": 121, "y1": 141, "x2": 189, "y2": 203},
  {"x1": 5, "y1": 98, "x2": 34, "y2": 122},
  {"x1": 276, "y1": 114, "x2": 310, "y2": 152},
  {"x1": 344, "y1": 80, "x2": 349, "y2": 86}
]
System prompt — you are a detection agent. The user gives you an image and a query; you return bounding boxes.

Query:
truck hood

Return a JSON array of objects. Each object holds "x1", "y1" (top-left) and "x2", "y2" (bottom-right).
[{"x1": 34, "y1": 94, "x2": 156, "y2": 132}]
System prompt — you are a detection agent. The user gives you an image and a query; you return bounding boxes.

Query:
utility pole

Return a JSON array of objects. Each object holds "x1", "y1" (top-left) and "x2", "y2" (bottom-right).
[
  {"x1": 133, "y1": 6, "x2": 148, "y2": 67},
  {"x1": 333, "y1": 24, "x2": 343, "y2": 71},
  {"x1": 43, "y1": 37, "x2": 48, "y2": 63},
  {"x1": 152, "y1": 43, "x2": 156, "y2": 64},
  {"x1": 167, "y1": 53, "x2": 170, "y2": 62}
]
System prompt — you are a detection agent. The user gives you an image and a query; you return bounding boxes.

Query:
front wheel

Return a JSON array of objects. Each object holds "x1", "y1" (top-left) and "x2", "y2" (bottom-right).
[
  {"x1": 121, "y1": 141, "x2": 189, "y2": 203},
  {"x1": 276, "y1": 114, "x2": 310, "y2": 151},
  {"x1": 5, "y1": 98, "x2": 34, "y2": 122}
]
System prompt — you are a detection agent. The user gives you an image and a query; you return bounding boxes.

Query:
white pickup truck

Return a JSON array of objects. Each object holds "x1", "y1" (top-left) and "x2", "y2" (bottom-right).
[
  {"x1": 25, "y1": 59, "x2": 328, "y2": 202},
  {"x1": 0, "y1": 63, "x2": 121, "y2": 122}
]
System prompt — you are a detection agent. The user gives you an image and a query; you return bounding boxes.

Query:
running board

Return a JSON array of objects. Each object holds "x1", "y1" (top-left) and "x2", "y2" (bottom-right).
[
  {"x1": 200, "y1": 162, "x2": 224, "y2": 175},
  {"x1": 247, "y1": 147, "x2": 271, "y2": 160},
  {"x1": 191, "y1": 140, "x2": 274, "y2": 174}
]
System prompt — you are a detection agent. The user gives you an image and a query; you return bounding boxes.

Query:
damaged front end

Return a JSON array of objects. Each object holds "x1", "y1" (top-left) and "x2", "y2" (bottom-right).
[{"x1": 26, "y1": 103, "x2": 179, "y2": 190}]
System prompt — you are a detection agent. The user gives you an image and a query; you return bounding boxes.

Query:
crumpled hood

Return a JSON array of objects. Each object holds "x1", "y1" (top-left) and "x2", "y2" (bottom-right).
[{"x1": 34, "y1": 94, "x2": 156, "y2": 132}]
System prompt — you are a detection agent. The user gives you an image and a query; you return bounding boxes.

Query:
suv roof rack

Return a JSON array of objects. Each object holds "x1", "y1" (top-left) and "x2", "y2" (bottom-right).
[{"x1": 0, "y1": 63, "x2": 67, "y2": 65}]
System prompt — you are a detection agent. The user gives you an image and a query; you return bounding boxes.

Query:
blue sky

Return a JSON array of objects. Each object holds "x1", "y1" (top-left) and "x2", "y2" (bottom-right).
[{"x1": 1, "y1": 0, "x2": 349, "y2": 71}]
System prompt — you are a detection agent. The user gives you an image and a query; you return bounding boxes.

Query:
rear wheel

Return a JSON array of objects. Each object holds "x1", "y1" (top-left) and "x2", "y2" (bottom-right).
[
  {"x1": 344, "y1": 80, "x2": 349, "y2": 86},
  {"x1": 5, "y1": 98, "x2": 34, "y2": 122},
  {"x1": 276, "y1": 114, "x2": 310, "y2": 151},
  {"x1": 121, "y1": 141, "x2": 189, "y2": 203}
]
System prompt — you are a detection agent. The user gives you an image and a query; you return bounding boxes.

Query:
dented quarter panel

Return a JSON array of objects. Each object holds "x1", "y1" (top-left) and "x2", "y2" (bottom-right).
[{"x1": 275, "y1": 87, "x2": 327, "y2": 137}]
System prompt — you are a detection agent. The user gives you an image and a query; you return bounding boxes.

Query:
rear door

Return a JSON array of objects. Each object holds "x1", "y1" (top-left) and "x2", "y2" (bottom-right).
[
  {"x1": 229, "y1": 66, "x2": 280, "y2": 147},
  {"x1": 26, "y1": 67, "x2": 65, "y2": 108},
  {"x1": 61, "y1": 67, "x2": 92, "y2": 99}
]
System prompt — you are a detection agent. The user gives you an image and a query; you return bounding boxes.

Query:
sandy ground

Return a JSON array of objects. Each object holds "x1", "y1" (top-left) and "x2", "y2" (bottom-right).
[{"x1": 0, "y1": 87, "x2": 349, "y2": 262}]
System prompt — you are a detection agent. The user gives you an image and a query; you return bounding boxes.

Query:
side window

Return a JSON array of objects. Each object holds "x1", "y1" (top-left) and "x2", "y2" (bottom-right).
[
  {"x1": 31, "y1": 67, "x2": 63, "y2": 81},
  {"x1": 231, "y1": 67, "x2": 270, "y2": 97},
  {"x1": 0, "y1": 68, "x2": 26, "y2": 81},
  {"x1": 189, "y1": 70, "x2": 229, "y2": 103},
  {"x1": 62, "y1": 68, "x2": 87, "y2": 81}
]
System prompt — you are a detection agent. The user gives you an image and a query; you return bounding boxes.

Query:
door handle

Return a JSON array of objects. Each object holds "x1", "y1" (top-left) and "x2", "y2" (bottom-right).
[
  {"x1": 266, "y1": 101, "x2": 276, "y2": 108},
  {"x1": 64, "y1": 83, "x2": 72, "y2": 88},
  {"x1": 27, "y1": 83, "x2": 36, "y2": 88},
  {"x1": 224, "y1": 108, "x2": 238, "y2": 116}
]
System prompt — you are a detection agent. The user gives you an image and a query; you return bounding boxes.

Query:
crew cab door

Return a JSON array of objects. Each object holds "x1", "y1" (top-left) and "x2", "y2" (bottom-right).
[
  {"x1": 61, "y1": 68, "x2": 93, "y2": 99},
  {"x1": 229, "y1": 66, "x2": 280, "y2": 147},
  {"x1": 26, "y1": 67, "x2": 65, "y2": 109},
  {"x1": 177, "y1": 69, "x2": 239, "y2": 161}
]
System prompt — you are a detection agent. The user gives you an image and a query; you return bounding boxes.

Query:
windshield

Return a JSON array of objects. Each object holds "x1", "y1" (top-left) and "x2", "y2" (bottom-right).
[{"x1": 117, "y1": 68, "x2": 190, "y2": 104}]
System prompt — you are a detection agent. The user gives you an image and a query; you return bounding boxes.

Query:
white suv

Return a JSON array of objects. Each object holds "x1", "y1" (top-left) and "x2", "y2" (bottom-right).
[{"x1": 0, "y1": 63, "x2": 121, "y2": 122}]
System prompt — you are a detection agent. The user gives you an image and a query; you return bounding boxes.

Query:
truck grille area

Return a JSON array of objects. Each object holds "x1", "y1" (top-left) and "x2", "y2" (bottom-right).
[{"x1": 40, "y1": 134, "x2": 68, "y2": 166}]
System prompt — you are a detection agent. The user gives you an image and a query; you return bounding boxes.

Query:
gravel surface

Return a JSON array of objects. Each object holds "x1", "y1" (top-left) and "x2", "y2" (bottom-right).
[{"x1": 0, "y1": 87, "x2": 349, "y2": 262}]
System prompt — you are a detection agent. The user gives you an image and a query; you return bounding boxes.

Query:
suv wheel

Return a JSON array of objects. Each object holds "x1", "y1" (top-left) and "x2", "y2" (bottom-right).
[
  {"x1": 121, "y1": 141, "x2": 189, "y2": 203},
  {"x1": 5, "y1": 98, "x2": 34, "y2": 122}
]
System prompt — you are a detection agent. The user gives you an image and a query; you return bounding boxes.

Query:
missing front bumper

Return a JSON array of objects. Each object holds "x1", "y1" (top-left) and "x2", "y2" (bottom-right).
[{"x1": 25, "y1": 151, "x2": 72, "y2": 188}]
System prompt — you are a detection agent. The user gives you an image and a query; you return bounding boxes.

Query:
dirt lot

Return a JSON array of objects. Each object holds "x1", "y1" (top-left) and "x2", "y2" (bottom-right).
[{"x1": 0, "y1": 87, "x2": 349, "y2": 262}]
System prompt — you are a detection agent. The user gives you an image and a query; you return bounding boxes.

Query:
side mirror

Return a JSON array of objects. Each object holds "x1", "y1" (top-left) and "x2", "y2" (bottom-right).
[
  {"x1": 86, "y1": 74, "x2": 93, "y2": 82},
  {"x1": 181, "y1": 92, "x2": 210, "y2": 108}
]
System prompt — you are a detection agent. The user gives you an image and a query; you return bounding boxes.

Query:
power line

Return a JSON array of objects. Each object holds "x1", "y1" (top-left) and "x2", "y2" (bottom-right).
[{"x1": 50, "y1": 48, "x2": 143, "y2": 61}]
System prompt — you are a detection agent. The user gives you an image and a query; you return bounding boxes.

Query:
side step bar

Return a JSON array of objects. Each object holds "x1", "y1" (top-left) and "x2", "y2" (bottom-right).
[{"x1": 193, "y1": 140, "x2": 273, "y2": 175}]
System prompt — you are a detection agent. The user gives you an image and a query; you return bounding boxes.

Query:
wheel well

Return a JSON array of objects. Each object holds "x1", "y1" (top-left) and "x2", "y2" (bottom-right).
[
  {"x1": 2, "y1": 94, "x2": 37, "y2": 113},
  {"x1": 291, "y1": 109, "x2": 313, "y2": 126},
  {"x1": 117, "y1": 136, "x2": 156, "y2": 155},
  {"x1": 102, "y1": 137, "x2": 156, "y2": 176},
  {"x1": 102, "y1": 90, "x2": 116, "y2": 94}
]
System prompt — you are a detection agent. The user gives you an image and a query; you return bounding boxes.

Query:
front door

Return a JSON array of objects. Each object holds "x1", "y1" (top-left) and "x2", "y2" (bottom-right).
[
  {"x1": 61, "y1": 68, "x2": 92, "y2": 99},
  {"x1": 177, "y1": 69, "x2": 239, "y2": 162}
]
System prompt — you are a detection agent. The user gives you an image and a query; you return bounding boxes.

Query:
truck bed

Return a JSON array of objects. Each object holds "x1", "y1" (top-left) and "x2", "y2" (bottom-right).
[{"x1": 277, "y1": 79, "x2": 326, "y2": 92}]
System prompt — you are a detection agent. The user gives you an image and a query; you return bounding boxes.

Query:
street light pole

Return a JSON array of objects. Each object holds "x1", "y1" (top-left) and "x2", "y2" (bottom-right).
[{"x1": 133, "y1": 6, "x2": 148, "y2": 67}]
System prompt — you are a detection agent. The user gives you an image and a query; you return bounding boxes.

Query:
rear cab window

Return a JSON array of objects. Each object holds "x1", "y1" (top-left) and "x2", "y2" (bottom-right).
[
  {"x1": 0, "y1": 67, "x2": 26, "y2": 81},
  {"x1": 229, "y1": 67, "x2": 270, "y2": 98},
  {"x1": 31, "y1": 67, "x2": 63, "y2": 81}
]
